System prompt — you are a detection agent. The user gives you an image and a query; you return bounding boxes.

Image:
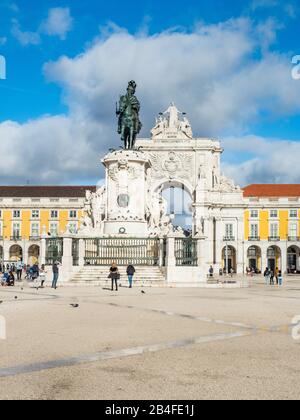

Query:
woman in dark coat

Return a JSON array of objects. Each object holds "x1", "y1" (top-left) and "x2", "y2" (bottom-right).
[{"x1": 109, "y1": 263, "x2": 120, "y2": 292}]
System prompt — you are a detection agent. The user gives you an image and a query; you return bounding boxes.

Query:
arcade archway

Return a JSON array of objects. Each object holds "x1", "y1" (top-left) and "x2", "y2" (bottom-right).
[
  {"x1": 222, "y1": 246, "x2": 237, "y2": 273},
  {"x1": 267, "y1": 246, "x2": 281, "y2": 272},
  {"x1": 287, "y1": 246, "x2": 300, "y2": 273},
  {"x1": 247, "y1": 246, "x2": 262, "y2": 272},
  {"x1": 28, "y1": 245, "x2": 40, "y2": 265},
  {"x1": 9, "y1": 245, "x2": 23, "y2": 262}
]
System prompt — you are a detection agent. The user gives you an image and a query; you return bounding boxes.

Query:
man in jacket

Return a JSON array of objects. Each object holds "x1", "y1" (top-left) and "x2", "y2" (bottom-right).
[{"x1": 126, "y1": 264, "x2": 136, "y2": 289}]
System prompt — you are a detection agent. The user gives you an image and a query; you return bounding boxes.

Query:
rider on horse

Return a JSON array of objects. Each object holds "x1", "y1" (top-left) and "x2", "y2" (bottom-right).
[{"x1": 116, "y1": 81, "x2": 142, "y2": 150}]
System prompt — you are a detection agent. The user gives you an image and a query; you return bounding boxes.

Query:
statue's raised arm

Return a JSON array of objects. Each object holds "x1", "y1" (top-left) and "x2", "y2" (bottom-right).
[{"x1": 116, "y1": 81, "x2": 142, "y2": 150}]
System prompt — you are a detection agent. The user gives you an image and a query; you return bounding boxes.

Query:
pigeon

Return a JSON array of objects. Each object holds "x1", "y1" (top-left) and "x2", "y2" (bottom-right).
[
  {"x1": 141, "y1": 290, "x2": 146, "y2": 295},
  {"x1": 14, "y1": 296, "x2": 18, "y2": 300},
  {"x1": 0, "y1": 301, "x2": 3, "y2": 304},
  {"x1": 70, "y1": 304, "x2": 79, "y2": 308}
]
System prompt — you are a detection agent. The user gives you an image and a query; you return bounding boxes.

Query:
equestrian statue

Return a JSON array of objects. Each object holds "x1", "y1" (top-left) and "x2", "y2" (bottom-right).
[{"x1": 116, "y1": 81, "x2": 142, "y2": 150}]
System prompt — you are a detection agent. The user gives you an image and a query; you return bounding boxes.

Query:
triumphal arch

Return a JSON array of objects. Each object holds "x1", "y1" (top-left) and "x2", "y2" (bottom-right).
[{"x1": 72, "y1": 97, "x2": 245, "y2": 286}]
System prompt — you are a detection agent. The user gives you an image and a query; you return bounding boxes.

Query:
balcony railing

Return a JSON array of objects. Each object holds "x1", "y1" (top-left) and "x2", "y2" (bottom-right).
[
  {"x1": 223, "y1": 236, "x2": 235, "y2": 242},
  {"x1": 288, "y1": 236, "x2": 300, "y2": 242},
  {"x1": 248, "y1": 236, "x2": 260, "y2": 241},
  {"x1": 268, "y1": 236, "x2": 281, "y2": 242},
  {"x1": 30, "y1": 236, "x2": 41, "y2": 241},
  {"x1": 10, "y1": 236, "x2": 21, "y2": 241}
]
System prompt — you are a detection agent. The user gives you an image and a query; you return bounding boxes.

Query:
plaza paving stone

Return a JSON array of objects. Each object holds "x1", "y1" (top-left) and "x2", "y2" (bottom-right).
[{"x1": 0, "y1": 276, "x2": 300, "y2": 400}]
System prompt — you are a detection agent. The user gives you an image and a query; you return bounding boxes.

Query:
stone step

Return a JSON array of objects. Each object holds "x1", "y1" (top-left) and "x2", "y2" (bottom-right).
[{"x1": 70, "y1": 266, "x2": 166, "y2": 287}]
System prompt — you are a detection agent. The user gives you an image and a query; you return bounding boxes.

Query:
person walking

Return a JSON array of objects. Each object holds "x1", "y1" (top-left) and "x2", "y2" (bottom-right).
[
  {"x1": 126, "y1": 264, "x2": 136, "y2": 288},
  {"x1": 264, "y1": 267, "x2": 270, "y2": 286},
  {"x1": 52, "y1": 261, "x2": 60, "y2": 290},
  {"x1": 275, "y1": 267, "x2": 279, "y2": 286},
  {"x1": 270, "y1": 270, "x2": 275, "y2": 285},
  {"x1": 39, "y1": 264, "x2": 47, "y2": 288},
  {"x1": 109, "y1": 263, "x2": 119, "y2": 292},
  {"x1": 209, "y1": 266, "x2": 214, "y2": 278},
  {"x1": 278, "y1": 270, "x2": 283, "y2": 286},
  {"x1": 16, "y1": 259, "x2": 23, "y2": 281}
]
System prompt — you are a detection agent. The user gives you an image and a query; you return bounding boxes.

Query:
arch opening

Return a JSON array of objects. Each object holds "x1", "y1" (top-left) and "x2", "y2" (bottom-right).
[
  {"x1": 247, "y1": 246, "x2": 262, "y2": 273},
  {"x1": 222, "y1": 245, "x2": 237, "y2": 273},
  {"x1": 9, "y1": 245, "x2": 23, "y2": 263},
  {"x1": 156, "y1": 181, "x2": 193, "y2": 235},
  {"x1": 287, "y1": 246, "x2": 300, "y2": 274},
  {"x1": 28, "y1": 245, "x2": 40, "y2": 266},
  {"x1": 267, "y1": 246, "x2": 282, "y2": 272}
]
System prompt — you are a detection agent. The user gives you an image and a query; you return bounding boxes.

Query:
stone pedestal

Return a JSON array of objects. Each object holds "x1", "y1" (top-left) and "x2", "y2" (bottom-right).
[{"x1": 102, "y1": 150, "x2": 151, "y2": 237}]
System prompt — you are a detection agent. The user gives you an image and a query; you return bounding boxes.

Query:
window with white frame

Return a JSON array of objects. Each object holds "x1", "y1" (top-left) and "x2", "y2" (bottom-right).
[
  {"x1": 270, "y1": 223, "x2": 279, "y2": 238},
  {"x1": 250, "y1": 224, "x2": 259, "y2": 238},
  {"x1": 289, "y1": 223, "x2": 298, "y2": 239},
  {"x1": 31, "y1": 223, "x2": 40, "y2": 238},
  {"x1": 225, "y1": 224, "x2": 234, "y2": 238},
  {"x1": 290, "y1": 210, "x2": 298, "y2": 218},
  {"x1": 49, "y1": 222, "x2": 58, "y2": 237},
  {"x1": 250, "y1": 210, "x2": 259, "y2": 218},
  {"x1": 31, "y1": 210, "x2": 40, "y2": 219},
  {"x1": 68, "y1": 222, "x2": 78, "y2": 234},
  {"x1": 270, "y1": 210, "x2": 278, "y2": 218},
  {"x1": 12, "y1": 222, "x2": 21, "y2": 238},
  {"x1": 51, "y1": 210, "x2": 58, "y2": 219},
  {"x1": 13, "y1": 210, "x2": 21, "y2": 218},
  {"x1": 225, "y1": 224, "x2": 234, "y2": 239},
  {"x1": 69, "y1": 210, "x2": 77, "y2": 219}
]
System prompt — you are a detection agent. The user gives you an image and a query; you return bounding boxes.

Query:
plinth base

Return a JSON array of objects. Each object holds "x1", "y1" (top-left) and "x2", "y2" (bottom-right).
[{"x1": 104, "y1": 220, "x2": 148, "y2": 237}]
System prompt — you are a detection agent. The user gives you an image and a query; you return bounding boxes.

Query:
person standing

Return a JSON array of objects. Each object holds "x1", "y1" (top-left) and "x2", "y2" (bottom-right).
[
  {"x1": 52, "y1": 261, "x2": 60, "y2": 290},
  {"x1": 275, "y1": 267, "x2": 279, "y2": 286},
  {"x1": 16, "y1": 259, "x2": 23, "y2": 281},
  {"x1": 109, "y1": 263, "x2": 119, "y2": 292},
  {"x1": 264, "y1": 267, "x2": 270, "y2": 286},
  {"x1": 270, "y1": 270, "x2": 274, "y2": 285},
  {"x1": 209, "y1": 266, "x2": 214, "y2": 278},
  {"x1": 40, "y1": 265, "x2": 47, "y2": 288},
  {"x1": 126, "y1": 264, "x2": 136, "y2": 288},
  {"x1": 278, "y1": 270, "x2": 283, "y2": 286}
]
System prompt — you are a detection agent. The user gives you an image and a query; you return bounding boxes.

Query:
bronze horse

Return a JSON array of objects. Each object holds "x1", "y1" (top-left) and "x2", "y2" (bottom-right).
[{"x1": 116, "y1": 81, "x2": 142, "y2": 150}]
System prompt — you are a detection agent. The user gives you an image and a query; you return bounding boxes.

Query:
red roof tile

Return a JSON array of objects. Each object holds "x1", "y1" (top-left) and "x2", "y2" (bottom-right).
[
  {"x1": 243, "y1": 184, "x2": 300, "y2": 198},
  {"x1": 0, "y1": 186, "x2": 96, "y2": 198}
]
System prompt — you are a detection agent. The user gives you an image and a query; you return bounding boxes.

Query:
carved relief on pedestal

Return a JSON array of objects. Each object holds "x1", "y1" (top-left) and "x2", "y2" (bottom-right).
[{"x1": 80, "y1": 186, "x2": 106, "y2": 235}]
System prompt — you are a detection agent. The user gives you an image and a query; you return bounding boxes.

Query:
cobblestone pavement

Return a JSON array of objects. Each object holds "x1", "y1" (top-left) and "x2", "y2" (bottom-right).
[{"x1": 0, "y1": 276, "x2": 300, "y2": 400}]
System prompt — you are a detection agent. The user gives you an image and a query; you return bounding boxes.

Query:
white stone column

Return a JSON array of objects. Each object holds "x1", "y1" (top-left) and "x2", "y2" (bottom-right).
[
  {"x1": 61, "y1": 237, "x2": 73, "y2": 282},
  {"x1": 236, "y1": 218, "x2": 245, "y2": 274},
  {"x1": 79, "y1": 238, "x2": 85, "y2": 267},
  {"x1": 159, "y1": 238, "x2": 164, "y2": 267},
  {"x1": 166, "y1": 237, "x2": 176, "y2": 267},
  {"x1": 40, "y1": 238, "x2": 46, "y2": 265},
  {"x1": 3, "y1": 241, "x2": 10, "y2": 263}
]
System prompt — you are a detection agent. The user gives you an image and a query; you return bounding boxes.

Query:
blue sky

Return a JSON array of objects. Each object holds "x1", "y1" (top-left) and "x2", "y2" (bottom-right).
[{"x1": 0, "y1": 0, "x2": 300, "y2": 185}]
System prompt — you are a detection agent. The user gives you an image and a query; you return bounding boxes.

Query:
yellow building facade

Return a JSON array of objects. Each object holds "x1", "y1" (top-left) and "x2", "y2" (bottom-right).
[{"x1": 1, "y1": 184, "x2": 300, "y2": 274}]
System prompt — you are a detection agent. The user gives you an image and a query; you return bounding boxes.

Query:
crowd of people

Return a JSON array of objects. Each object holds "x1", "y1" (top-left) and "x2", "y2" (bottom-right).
[
  {"x1": 0, "y1": 260, "x2": 60, "y2": 289},
  {"x1": 263, "y1": 267, "x2": 283, "y2": 286}
]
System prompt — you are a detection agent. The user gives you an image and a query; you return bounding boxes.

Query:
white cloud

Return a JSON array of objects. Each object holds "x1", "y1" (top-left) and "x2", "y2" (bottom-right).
[
  {"x1": 1, "y1": 19, "x2": 300, "y2": 185},
  {"x1": 251, "y1": 0, "x2": 278, "y2": 10},
  {"x1": 11, "y1": 19, "x2": 41, "y2": 46},
  {"x1": 11, "y1": 7, "x2": 73, "y2": 46},
  {"x1": 222, "y1": 136, "x2": 300, "y2": 185},
  {"x1": 40, "y1": 7, "x2": 73, "y2": 40}
]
